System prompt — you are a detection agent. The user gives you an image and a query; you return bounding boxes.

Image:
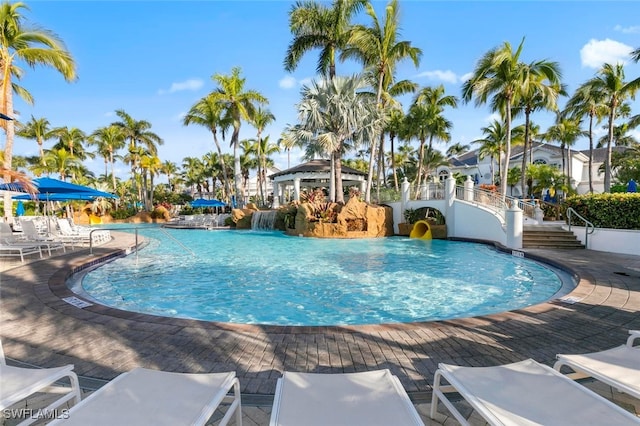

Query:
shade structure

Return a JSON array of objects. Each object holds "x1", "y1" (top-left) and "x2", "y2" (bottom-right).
[
  {"x1": 0, "y1": 177, "x2": 118, "y2": 200},
  {"x1": 628, "y1": 179, "x2": 637, "y2": 193},
  {"x1": 191, "y1": 198, "x2": 226, "y2": 208}
]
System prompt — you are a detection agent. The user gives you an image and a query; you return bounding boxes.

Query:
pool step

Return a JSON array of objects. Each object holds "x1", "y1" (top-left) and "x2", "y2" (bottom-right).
[{"x1": 523, "y1": 226, "x2": 585, "y2": 249}]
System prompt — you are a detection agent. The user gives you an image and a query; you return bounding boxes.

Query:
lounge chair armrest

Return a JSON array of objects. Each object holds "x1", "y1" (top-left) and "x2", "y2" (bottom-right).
[{"x1": 627, "y1": 330, "x2": 640, "y2": 347}]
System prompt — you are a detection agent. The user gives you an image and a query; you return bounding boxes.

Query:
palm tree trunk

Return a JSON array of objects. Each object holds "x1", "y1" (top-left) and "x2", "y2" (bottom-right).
[
  {"x1": 376, "y1": 133, "x2": 385, "y2": 202},
  {"x1": 415, "y1": 138, "x2": 426, "y2": 197},
  {"x1": 391, "y1": 134, "x2": 399, "y2": 191},
  {"x1": 2, "y1": 87, "x2": 16, "y2": 219},
  {"x1": 502, "y1": 101, "x2": 512, "y2": 200},
  {"x1": 521, "y1": 111, "x2": 530, "y2": 197},
  {"x1": 588, "y1": 113, "x2": 594, "y2": 193},
  {"x1": 334, "y1": 148, "x2": 344, "y2": 203},
  {"x1": 212, "y1": 130, "x2": 231, "y2": 201},
  {"x1": 257, "y1": 133, "x2": 265, "y2": 205},
  {"x1": 604, "y1": 107, "x2": 616, "y2": 192},
  {"x1": 365, "y1": 73, "x2": 385, "y2": 203},
  {"x1": 232, "y1": 125, "x2": 243, "y2": 208}
]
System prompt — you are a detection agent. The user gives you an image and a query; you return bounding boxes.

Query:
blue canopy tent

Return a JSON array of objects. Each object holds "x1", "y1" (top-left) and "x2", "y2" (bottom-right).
[
  {"x1": 628, "y1": 179, "x2": 637, "y2": 193},
  {"x1": 0, "y1": 177, "x2": 118, "y2": 198},
  {"x1": 191, "y1": 198, "x2": 226, "y2": 208}
]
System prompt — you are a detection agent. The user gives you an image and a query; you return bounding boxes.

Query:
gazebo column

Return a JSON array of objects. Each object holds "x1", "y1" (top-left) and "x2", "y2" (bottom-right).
[
  {"x1": 272, "y1": 183, "x2": 281, "y2": 208},
  {"x1": 293, "y1": 178, "x2": 301, "y2": 202}
]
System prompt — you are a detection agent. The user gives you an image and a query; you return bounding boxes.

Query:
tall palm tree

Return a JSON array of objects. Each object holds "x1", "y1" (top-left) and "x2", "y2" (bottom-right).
[
  {"x1": 446, "y1": 142, "x2": 470, "y2": 159},
  {"x1": 285, "y1": 0, "x2": 365, "y2": 79},
  {"x1": 564, "y1": 83, "x2": 607, "y2": 193},
  {"x1": 89, "y1": 125, "x2": 126, "y2": 192},
  {"x1": 16, "y1": 116, "x2": 55, "y2": 165},
  {"x1": 542, "y1": 115, "x2": 587, "y2": 192},
  {"x1": 209, "y1": 67, "x2": 267, "y2": 208},
  {"x1": 473, "y1": 120, "x2": 522, "y2": 186},
  {"x1": 582, "y1": 63, "x2": 640, "y2": 191},
  {"x1": 412, "y1": 85, "x2": 456, "y2": 189},
  {"x1": 251, "y1": 107, "x2": 276, "y2": 203},
  {"x1": 342, "y1": 0, "x2": 421, "y2": 202},
  {"x1": 43, "y1": 148, "x2": 81, "y2": 180},
  {"x1": 0, "y1": 1, "x2": 76, "y2": 215},
  {"x1": 139, "y1": 153, "x2": 162, "y2": 210},
  {"x1": 278, "y1": 124, "x2": 305, "y2": 169},
  {"x1": 113, "y1": 109, "x2": 163, "y2": 202},
  {"x1": 462, "y1": 39, "x2": 528, "y2": 199},
  {"x1": 183, "y1": 95, "x2": 232, "y2": 201},
  {"x1": 386, "y1": 108, "x2": 405, "y2": 191},
  {"x1": 161, "y1": 160, "x2": 179, "y2": 192},
  {"x1": 513, "y1": 60, "x2": 564, "y2": 197},
  {"x1": 294, "y1": 74, "x2": 382, "y2": 203}
]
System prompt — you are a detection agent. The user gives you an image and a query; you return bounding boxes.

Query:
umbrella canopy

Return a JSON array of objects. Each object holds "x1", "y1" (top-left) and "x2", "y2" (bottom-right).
[
  {"x1": 628, "y1": 179, "x2": 637, "y2": 193},
  {"x1": 13, "y1": 192, "x2": 105, "y2": 202},
  {"x1": 191, "y1": 198, "x2": 226, "y2": 207},
  {"x1": 0, "y1": 177, "x2": 118, "y2": 199}
]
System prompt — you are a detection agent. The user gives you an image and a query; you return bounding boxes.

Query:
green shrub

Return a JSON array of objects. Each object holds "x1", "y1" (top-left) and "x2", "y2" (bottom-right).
[
  {"x1": 565, "y1": 193, "x2": 640, "y2": 229},
  {"x1": 111, "y1": 207, "x2": 137, "y2": 220}
]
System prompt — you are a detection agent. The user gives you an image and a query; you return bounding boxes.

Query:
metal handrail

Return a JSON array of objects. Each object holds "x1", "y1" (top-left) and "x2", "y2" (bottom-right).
[
  {"x1": 566, "y1": 207, "x2": 595, "y2": 248},
  {"x1": 89, "y1": 227, "x2": 139, "y2": 263}
]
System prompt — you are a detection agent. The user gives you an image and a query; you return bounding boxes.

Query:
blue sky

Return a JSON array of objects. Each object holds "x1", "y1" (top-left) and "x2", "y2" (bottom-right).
[{"x1": 9, "y1": 0, "x2": 640, "y2": 180}]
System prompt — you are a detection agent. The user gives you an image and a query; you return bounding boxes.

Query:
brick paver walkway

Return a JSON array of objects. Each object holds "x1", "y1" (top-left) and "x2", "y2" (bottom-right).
[{"x1": 1, "y1": 231, "x2": 639, "y2": 400}]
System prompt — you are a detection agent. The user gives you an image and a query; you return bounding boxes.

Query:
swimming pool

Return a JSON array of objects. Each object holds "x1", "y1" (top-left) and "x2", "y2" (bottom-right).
[{"x1": 76, "y1": 227, "x2": 572, "y2": 326}]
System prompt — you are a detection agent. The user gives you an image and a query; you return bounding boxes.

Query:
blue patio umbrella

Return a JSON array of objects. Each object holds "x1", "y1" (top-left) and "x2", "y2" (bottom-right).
[
  {"x1": 15, "y1": 201, "x2": 25, "y2": 216},
  {"x1": 0, "y1": 177, "x2": 118, "y2": 199},
  {"x1": 628, "y1": 179, "x2": 637, "y2": 193},
  {"x1": 191, "y1": 198, "x2": 226, "y2": 208}
]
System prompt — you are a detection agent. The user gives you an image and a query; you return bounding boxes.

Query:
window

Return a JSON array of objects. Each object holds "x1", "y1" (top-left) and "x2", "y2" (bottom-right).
[{"x1": 532, "y1": 158, "x2": 547, "y2": 165}]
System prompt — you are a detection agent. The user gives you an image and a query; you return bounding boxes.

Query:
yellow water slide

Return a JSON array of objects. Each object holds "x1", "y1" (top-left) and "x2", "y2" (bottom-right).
[
  {"x1": 409, "y1": 220, "x2": 432, "y2": 239},
  {"x1": 89, "y1": 214, "x2": 103, "y2": 225}
]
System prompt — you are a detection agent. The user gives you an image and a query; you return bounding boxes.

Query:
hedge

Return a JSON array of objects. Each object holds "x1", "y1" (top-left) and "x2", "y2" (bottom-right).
[{"x1": 565, "y1": 193, "x2": 640, "y2": 230}]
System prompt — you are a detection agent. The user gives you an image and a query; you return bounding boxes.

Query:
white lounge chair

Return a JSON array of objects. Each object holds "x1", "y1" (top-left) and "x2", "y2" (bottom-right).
[
  {"x1": 269, "y1": 370, "x2": 424, "y2": 426},
  {"x1": 430, "y1": 358, "x2": 640, "y2": 425},
  {"x1": 0, "y1": 241, "x2": 42, "y2": 263},
  {"x1": 0, "y1": 340, "x2": 81, "y2": 426},
  {"x1": 12, "y1": 221, "x2": 66, "y2": 256},
  {"x1": 554, "y1": 330, "x2": 640, "y2": 400},
  {"x1": 48, "y1": 367, "x2": 242, "y2": 426}
]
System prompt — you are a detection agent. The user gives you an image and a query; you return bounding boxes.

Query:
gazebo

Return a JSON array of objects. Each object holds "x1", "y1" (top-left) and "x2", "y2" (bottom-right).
[{"x1": 270, "y1": 159, "x2": 366, "y2": 208}]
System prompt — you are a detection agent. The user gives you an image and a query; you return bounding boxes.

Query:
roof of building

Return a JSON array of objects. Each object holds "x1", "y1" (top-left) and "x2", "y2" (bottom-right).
[{"x1": 270, "y1": 159, "x2": 366, "y2": 179}]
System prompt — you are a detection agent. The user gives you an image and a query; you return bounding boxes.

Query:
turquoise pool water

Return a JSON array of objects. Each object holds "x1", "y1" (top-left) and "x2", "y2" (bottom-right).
[{"x1": 77, "y1": 227, "x2": 569, "y2": 326}]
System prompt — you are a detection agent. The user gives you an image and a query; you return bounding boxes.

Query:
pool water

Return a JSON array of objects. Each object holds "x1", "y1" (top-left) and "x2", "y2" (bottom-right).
[{"x1": 78, "y1": 227, "x2": 570, "y2": 326}]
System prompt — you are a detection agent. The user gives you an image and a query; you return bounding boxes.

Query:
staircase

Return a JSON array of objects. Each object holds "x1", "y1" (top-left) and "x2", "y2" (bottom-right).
[{"x1": 523, "y1": 225, "x2": 585, "y2": 249}]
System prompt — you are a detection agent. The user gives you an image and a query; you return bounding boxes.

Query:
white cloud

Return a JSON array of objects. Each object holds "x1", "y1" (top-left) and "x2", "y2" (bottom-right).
[
  {"x1": 460, "y1": 72, "x2": 473, "y2": 82},
  {"x1": 158, "y1": 79, "x2": 204, "y2": 95},
  {"x1": 614, "y1": 24, "x2": 640, "y2": 34},
  {"x1": 279, "y1": 76, "x2": 297, "y2": 89},
  {"x1": 415, "y1": 69, "x2": 459, "y2": 84},
  {"x1": 580, "y1": 39, "x2": 633, "y2": 68}
]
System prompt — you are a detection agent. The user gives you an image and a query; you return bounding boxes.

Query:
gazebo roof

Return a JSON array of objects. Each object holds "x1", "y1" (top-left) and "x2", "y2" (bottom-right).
[{"x1": 270, "y1": 159, "x2": 366, "y2": 179}]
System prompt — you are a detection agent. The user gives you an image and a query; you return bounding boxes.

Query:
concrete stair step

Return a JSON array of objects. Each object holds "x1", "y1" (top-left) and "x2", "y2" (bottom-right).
[{"x1": 522, "y1": 228, "x2": 584, "y2": 249}]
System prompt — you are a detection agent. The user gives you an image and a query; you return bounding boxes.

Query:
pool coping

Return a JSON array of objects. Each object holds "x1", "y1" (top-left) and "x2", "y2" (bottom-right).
[{"x1": 1, "y1": 230, "x2": 639, "y2": 395}]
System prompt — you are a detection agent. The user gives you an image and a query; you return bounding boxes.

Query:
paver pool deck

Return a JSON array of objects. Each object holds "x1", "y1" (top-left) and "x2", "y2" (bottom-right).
[{"x1": 1, "y1": 230, "x2": 639, "y2": 403}]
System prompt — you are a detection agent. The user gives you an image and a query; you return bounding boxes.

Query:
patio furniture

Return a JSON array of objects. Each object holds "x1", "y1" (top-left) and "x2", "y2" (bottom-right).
[
  {"x1": 48, "y1": 367, "x2": 242, "y2": 426},
  {"x1": 269, "y1": 369, "x2": 424, "y2": 426},
  {"x1": 0, "y1": 340, "x2": 81, "y2": 426},
  {"x1": 0, "y1": 241, "x2": 42, "y2": 263},
  {"x1": 13, "y1": 220, "x2": 66, "y2": 256},
  {"x1": 430, "y1": 358, "x2": 640, "y2": 425},
  {"x1": 554, "y1": 330, "x2": 640, "y2": 399}
]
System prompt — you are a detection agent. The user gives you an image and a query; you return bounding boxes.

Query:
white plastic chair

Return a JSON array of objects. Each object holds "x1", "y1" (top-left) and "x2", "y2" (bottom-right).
[
  {"x1": 0, "y1": 340, "x2": 81, "y2": 426},
  {"x1": 554, "y1": 329, "x2": 640, "y2": 400},
  {"x1": 48, "y1": 367, "x2": 242, "y2": 426},
  {"x1": 430, "y1": 358, "x2": 640, "y2": 425},
  {"x1": 270, "y1": 369, "x2": 424, "y2": 426}
]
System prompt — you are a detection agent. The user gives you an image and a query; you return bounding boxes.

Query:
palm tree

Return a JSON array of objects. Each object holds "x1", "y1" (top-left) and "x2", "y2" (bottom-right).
[
  {"x1": 113, "y1": 109, "x2": 163, "y2": 202},
  {"x1": 209, "y1": 67, "x2": 267, "y2": 208},
  {"x1": 513, "y1": 59, "x2": 564, "y2": 197},
  {"x1": 16, "y1": 116, "x2": 55, "y2": 165},
  {"x1": 89, "y1": 125, "x2": 126, "y2": 192},
  {"x1": 411, "y1": 85, "x2": 456, "y2": 189},
  {"x1": 278, "y1": 124, "x2": 305, "y2": 169},
  {"x1": 584, "y1": 63, "x2": 640, "y2": 191},
  {"x1": 446, "y1": 142, "x2": 470, "y2": 159},
  {"x1": 473, "y1": 120, "x2": 525, "y2": 187},
  {"x1": 181, "y1": 156, "x2": 206, "y2": 198},
  {"x1": 342, "y1": 0, "x2": 422, "y2": 202},
  {"x1": 0, "y1": 1, "x2": 76, "y2": 215},
  {"x1": 183, "y1": 95, "x2": 232, "y2": 201},
  {"x1": 386, "y1": 108, "x2": 405, "y2": 191},
  {"x1": 43, "y1": 148, "x2": 81, "y2": 180},
  {"x1": 251, "y1": 107, "x2": 276, "y2": 204},
  {"x1": 285, "y1": 0, "x2": 365, "y2": 79},
  {"x1": 51, "y1": 126, "x2": 89, "y2": 159},
  {"x1": 161, "y1": 160, "x2": 179, "y2": 192},
  {"x1": 542, "y1": 115, "x2": 587, "y2": 193},
  {"x1": 462, "y1": 38, "x2": 528, "y2": 199},
  {"x1": 139, "y1": 153, "x2": 162, "y2": 210},
  {"x1": 563, "y1": 82, "x2": 608, "y2": 193},
  {"x1": 294, "y1": 74, "x2": 382, "y2": 203}
]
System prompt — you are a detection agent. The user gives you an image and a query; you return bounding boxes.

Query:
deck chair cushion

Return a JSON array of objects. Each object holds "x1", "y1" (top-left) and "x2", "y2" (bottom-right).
[{"x1": 270, "y1": 369, "x2": 424, "y2": 426}]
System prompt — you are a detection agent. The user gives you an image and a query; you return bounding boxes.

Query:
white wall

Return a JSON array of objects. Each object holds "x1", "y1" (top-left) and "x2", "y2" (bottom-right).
[
  {"x1": 450, "y1": 201, "x2": 506, "y2": 245},
  {"x1": 568, "y1": 226, "x2": 640, "y2": 255}
]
